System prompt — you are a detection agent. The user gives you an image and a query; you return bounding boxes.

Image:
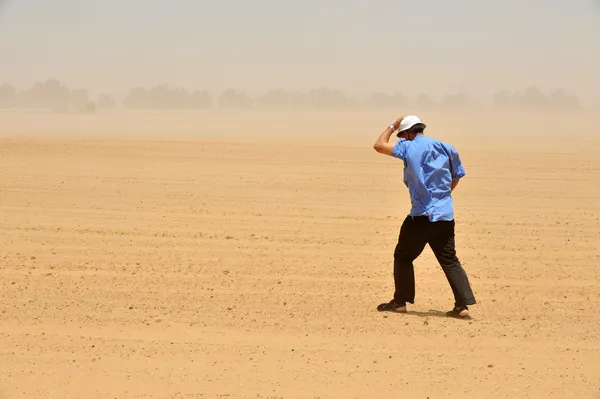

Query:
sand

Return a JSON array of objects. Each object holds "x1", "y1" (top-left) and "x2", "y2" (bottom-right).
[{"x1": 1, "y1": 111, "x2": 600, "y2": 398}]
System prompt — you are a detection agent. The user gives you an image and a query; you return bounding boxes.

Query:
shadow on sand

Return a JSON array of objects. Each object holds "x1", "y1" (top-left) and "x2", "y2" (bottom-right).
[{"x1": 384, "y1": 309, "x2": 473, "y2": 320}]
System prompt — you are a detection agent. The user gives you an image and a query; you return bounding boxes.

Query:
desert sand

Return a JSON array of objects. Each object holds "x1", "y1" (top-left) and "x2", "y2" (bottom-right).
[{"x1": 1, "y1": 111, "x2": 600, "y2": 398}]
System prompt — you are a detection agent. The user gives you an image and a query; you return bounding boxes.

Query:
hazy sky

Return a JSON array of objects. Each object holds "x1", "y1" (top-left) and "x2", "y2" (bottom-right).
[{"x1": 1, "y1": 0, "x2": 599, "y2": 103}]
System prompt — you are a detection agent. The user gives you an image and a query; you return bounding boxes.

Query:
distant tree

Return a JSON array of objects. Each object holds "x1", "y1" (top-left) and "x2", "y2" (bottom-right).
[
  {"x1": 441, "y1": 92, "x2": 473, "y2": 110},
  {"x1": 147, "y1": 85, "x2": 174, "y2": 109},
  {"x1": 218, "y1": 89, "x2": 254, "y2": 110},
  {"x1": 190, "y1": 90, "x2": 212, "y2": 109},
  {"x1": 289, "y1": 91, "x2": 309, "y2": 108},
  {"x1": 306, "y1": 88, "x2": 355, "y2": 109},
  {"x1": 549, "y1": 89, "x2": 581, "y2": 110},
  {"x1": 97, "y1": 94, "x2": 116, "y2": 110},
  {"x1": 0, "y1": 83, "x2": 17, "y2": 108},
  {"x1": 42, "y1": 78, "x2": 71, "y2": 110},
  {"x1": 261, "y1": 91, "x2": 308, "y2": 109},
  {"x1": 516, "y1": 86, "x2": 549, "y2": 109},
  {"x1": 17, "y1": 78, "x2": 70, "y2": 110},
  {"x1": 161, "y1": 86, "x2": 189, "y2": 109},
  {"x1": 254, "y1": 89, "x2": 307, "y2": 109},
  {"x1": 85, "y1": 101, "x2": 97, "y2": 113},
  {"x1": 414, "y1": 94, "x2": 437, "y2": 110},
  {"x1": 123, "y1": 87, "x2": 148, "y2": 109},
  {"x1": 70, "y1": 88, "x2": 90, "y2": 112},
  {"x1": 492, "y1": 87, "x2": 582, "y2": 110},
  {"x1": 123, "y1": 85, "x2": 211, "y2": 110},
  {"x1": 493, "y1": 90, "x2": 513, "y2": 109},
  {"x1": 368, "y1": 92, "x2": 409, "y2": 109},
  {"x1": 255, "y1": 89, "x2": 285, "y2": 109}
]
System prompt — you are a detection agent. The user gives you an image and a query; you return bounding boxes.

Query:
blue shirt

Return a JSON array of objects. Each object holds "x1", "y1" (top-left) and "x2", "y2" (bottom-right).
[{"x1": 391, "y1": 135, "x2": 466, "y2": 222}]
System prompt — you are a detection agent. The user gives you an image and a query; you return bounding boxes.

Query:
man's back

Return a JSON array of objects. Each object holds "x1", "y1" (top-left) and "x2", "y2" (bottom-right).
[{"x1": 391, "y1": 135, "x2": 466, "y2": 222}]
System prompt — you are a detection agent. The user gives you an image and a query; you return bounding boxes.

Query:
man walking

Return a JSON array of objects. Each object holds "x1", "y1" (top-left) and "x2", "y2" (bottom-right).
[{"x1": 373, "y1": 116, "x2": 476, "y2": 318}]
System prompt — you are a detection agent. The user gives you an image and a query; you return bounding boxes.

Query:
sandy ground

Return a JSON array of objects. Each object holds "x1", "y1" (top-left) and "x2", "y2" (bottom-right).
[{"x1": 1, "y1": 119, "x2": 600, "y2": 398}]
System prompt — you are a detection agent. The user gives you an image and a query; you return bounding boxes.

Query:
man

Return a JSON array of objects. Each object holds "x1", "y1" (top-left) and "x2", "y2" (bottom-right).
[{"x1": 373, "y1": 115, "x2": 476, "y2": 318}]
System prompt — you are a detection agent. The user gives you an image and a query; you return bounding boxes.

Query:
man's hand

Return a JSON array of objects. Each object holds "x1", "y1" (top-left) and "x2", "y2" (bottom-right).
[
  {"x1": 373, "y1": 117, "x2": 403, "y2": 156},
  {"x1": 391, "y1": 117, "x2": 404, "y2": 131},
  {"x1": 451, "y1": 179, "x2": 460, "y2": 192}
]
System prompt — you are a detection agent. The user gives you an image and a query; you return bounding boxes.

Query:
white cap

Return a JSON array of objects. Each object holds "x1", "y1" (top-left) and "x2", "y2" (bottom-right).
[{"x1": 398, "y1": 115, "x2": 423, "y2": 132}]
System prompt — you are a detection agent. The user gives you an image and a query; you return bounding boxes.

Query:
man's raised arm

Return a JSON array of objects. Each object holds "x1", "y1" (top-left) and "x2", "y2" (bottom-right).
[{"x1": 373, "y1": 117, "x2": 403, "y2": 156}]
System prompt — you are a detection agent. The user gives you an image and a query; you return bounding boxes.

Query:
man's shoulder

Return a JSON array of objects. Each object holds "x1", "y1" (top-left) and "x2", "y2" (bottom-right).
[
  {"x1": 406, "y1": 136, "x2": 459, "y2": 155},
  {"x1": 423, "y1": 135, "x2": 449, "y2": 145},
  {"x1": 391, "y1": 138, "x2": 410, "y2": 159},
  {"x1": 425, "y1": 136, "x2": 458, "y2": 153}
]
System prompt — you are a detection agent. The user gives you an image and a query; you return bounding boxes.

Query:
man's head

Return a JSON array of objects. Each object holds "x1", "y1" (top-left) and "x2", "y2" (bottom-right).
[{"x1": 397, "y1": 115, "x2": 426, "y2": 141}]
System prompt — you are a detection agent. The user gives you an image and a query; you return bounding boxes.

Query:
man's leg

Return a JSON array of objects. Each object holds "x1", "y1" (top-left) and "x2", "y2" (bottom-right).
[
  {"x1": 428, "y1": 220, "x2": 476, "y2": 309},
  {"x1": 392, "y1": 216, "x2": 428, "y2": 305}
]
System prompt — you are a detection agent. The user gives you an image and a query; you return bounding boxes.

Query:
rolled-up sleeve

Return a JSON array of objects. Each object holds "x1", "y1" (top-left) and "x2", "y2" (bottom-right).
[
  {"x1": 392, "y1": 139, "x2": 409, "y2": 160},
  {"x1": 448, "y1": 145, "x2": 466, "y2": 180}
]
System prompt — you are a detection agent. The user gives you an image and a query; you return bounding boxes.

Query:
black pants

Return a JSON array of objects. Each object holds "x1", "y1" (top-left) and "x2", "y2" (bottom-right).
[{"x1": 393, "y1": 216, "x2": 476, "y2": 308}]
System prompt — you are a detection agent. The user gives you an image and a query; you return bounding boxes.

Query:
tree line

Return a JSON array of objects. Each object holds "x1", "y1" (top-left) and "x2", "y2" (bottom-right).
[
  {"x1": 0, "y1": 79, "x2": 585, "y2": 112},
  {"x1": 0, "y1": 79, "x2": 114, "y2": 112}
]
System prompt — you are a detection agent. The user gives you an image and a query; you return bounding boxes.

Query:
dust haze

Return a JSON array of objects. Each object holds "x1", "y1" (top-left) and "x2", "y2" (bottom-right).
[
  {"x1": 2, "y1": 1, "x2": 600, "y2": 399},
  {"x1": 1, "y1": 0, "x2": 600, "y2": 141}
]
